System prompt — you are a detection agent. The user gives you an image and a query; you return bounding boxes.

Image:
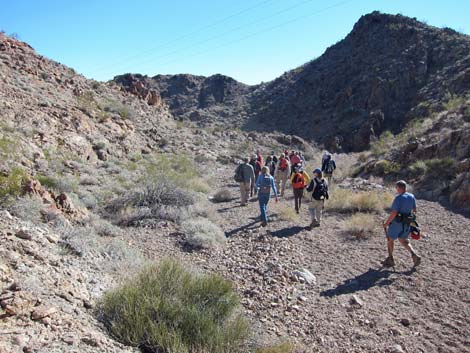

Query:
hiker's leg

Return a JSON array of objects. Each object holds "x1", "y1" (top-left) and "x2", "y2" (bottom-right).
[
  {"x1": 280, "y1": 176, "x2": 286, "y2": 196},
  {"x1": 315, "y1": 200, "x2": 323, "y2": 224},
  {"x1": 240, "y1": 182, "x2": 247, "y2": 204},
  {"x1": 309, "y1": 203, "x2": 317, "y2": 223},
  {"x1": 387, "y1": 237, "x2": 395, "y2": 258},
  {"x1": 298, "y1": 188, "x2": 303, "y2": 209},
  {"x1": 398, "y1": 238, "x2": 417, "y2": 256},
  {"x1": 258, "y1": 194, "x2": 269, "y2": 223}
]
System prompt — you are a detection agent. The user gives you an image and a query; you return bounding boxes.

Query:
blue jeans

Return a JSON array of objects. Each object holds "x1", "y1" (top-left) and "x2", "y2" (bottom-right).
[{"x1": 258, "y1": 193, "x2": 270, "y2": 223}]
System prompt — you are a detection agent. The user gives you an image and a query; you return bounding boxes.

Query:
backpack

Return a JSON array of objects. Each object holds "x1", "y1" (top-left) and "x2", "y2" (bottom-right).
[
  {"x1": 234, "y1": 165, "x2": 244, "y2": 182},
  {"x1": 258, "y1": 176, "x2": 272, "y2": 194},
  {"x1": 279, "y1": 158, "x2": 288, "y2": 171},
  {"x1": 312, "y1": 178, "x2": 328, "y2": 200},
  {"x1": 292, "y1": 172, "x2": 305, "y2": 189},
  {"x1": 325, "y1": 160, "x2": 335, "y2": 174}
]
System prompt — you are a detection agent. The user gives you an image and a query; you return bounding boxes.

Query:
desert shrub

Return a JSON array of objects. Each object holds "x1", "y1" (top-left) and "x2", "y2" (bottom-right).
[
  {"x1": 181, "y1": 218, "x2": 226, "y2": 249},
  {"x1": 37, "y1": 174, "x2": 59, "y2": 189},
  {"x1": 102, "y1": 99, "x2": 131, "y2": 119},
  {"x1": 92, "y1": 217, "x2": 121, "y2": 237},
  {"x1": 77, "y1": 91, "x2": 97, "y2": 114},
  {"x1": 277, "y1": 205, "x2": 299, "y2": 222},
  {"x1": 187, "y1": 201, "x2": 220, "y2": 224},
  {"x1": 407, "y1": 160, "x2": 427, "y2": 178},
  {"x1": 0, "y1": 167, "x2": 29, "y2": 200},
  {"x1": 424, "y1": 158, "x2": 457, "y2": 179},
  {"x1": 97, "y1": 259, "x2": 249, "y2": 353},
  {"x1": 79, "y1": 175, "x2": 99, "y2": 186},
  {"x1": 7, "y1": 196, "x2": 43, "y2": 223},
  {"x1": 371, "y1": 131, "x2": 394, "y2": 157},
  {"x1": 78, "y1": 191, "x2": 98, "y2": 210},
  {"x1": 444, "y1": 95, "x2": 466, "y2": 111},
  {"x1": 373, "y1": 159, "x2": 400, "y2": 176},
  {"x1": 343, "y1": 213, "x2": 378, "y2": 240},
  {"x1": 327, "y1": 188, "x2": 393, "y2": 213},
  {"x1": 255, "y1": 341, "x2": 295, "y2": 353},
  {"x1": 212, "y1": 188, "x2": 232, "y2": 203},
  {"x1": 106, "y1": 178, "x2": 194, "y2": 226}
]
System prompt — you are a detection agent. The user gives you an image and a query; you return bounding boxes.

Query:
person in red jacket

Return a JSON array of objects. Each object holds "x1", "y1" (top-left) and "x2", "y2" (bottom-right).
[{"x1": 290, "y1": 164, "x2": 311, "y2": 214}]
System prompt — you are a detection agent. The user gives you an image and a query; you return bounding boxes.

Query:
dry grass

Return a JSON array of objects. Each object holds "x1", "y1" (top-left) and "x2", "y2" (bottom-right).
[
  {"x1": 212, "y1": 188, "x2": 233, "y2": 203},
  {"x1": 343, "y1": 213, "x2": 379, "y2": 240},
  {"x1": 327, "y1": 187, "x2": 393, "y2": 213},
  {"x1": 277, "y1": 205, "x2": 299, "y2": 222},
  {"x1": 255, "y1": 341, "x2": 295, "y2": 353}
]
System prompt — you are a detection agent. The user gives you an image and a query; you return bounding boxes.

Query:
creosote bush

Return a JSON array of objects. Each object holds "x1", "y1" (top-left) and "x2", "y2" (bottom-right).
[
  {"x1": 212, "y1": 188, "x2": 232, "y2": 203},
  {"x1": 181, "y1": 217, "x2": 226, "y2": 249},
  {"x1": 97, "y1": 259, "x2": 249, "y2": 353},
  {"x1": 343, "y1": 213, "x2": 378, "y2": 240},
  {"x1": 0, "y1": 167, "x2": 29, "y2": 200},
  {"x1": 327, "y1": 187, "x2": 393, "y2": 213}
]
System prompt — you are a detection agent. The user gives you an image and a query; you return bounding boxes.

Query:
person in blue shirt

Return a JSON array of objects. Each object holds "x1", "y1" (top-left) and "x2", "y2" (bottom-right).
[
  {"x1": 383, "y1": 180, "x2": 421, "y2": 268},
  {"x1": 256, "y1": 166, "x2": 278, "y2": 227}
]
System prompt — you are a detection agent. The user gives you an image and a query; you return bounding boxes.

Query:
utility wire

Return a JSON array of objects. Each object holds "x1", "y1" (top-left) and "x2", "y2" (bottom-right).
[
  {"x1": 90, "y1": 0, "x2": 277, "y2": 74},
  {"x1": 96, "y1": 0, "x2": 317, "y2": 76},
  {"x1": 140, "y1": 0, "x2": 355, "y2": 75}
]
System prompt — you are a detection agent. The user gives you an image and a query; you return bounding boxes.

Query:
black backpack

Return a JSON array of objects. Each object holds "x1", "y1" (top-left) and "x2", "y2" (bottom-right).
[
  {"x1": 325, "y1": 160, "x2": 335, "y2": 174},
  {"x1": 234, "y1": 165, "x2": 244, "y2": 182},
  {"x1": 312, "y1": 178, "x2": 328, "y2": 200}
]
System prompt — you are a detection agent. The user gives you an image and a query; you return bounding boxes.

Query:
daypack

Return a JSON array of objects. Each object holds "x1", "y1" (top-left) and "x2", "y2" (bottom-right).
[
  {"x1": 312, "y1": 178, "x2": 328, "y2": 200},
  {"x1": 325, "y1": 160, "x2": 335, "y2": 174},
  {"x1": 279, "y1": 158, "x2": 288, "y2": 171},
  {"x1": 266, "y1": 161, "x2": 276, "y2": 176},
  {"x1": 292, "y1": 172, "x2": 305, "y2": 189},
  {"x1": 396, "y1": 212, "x2": 416, "y2": 225},
  {"x1": 234, "y1": 165, "x2": 244, "y2": 182},
  {"x1": 258, "y1": 176, "x2": 272, "y2": 194}
]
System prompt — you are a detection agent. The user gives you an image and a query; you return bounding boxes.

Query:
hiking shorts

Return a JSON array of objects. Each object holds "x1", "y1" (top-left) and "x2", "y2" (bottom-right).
[{"x1": 387, "y1": 221, "x2": 410, "y2": 240}]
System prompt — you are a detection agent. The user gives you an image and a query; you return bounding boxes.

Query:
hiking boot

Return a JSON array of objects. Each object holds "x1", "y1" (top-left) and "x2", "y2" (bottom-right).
[
  {"x1": 412, "y1": 254, "x2": 421, "y2": 267},
  {"x1": 382, "y1": 256, "x2": 395, "y2": 268},
  {"x1": 261, "y1": 221, "x2": 267, "y2": 227},
  {"x1": 307, "y1": 221, "x2": 318, "y2": 230}
]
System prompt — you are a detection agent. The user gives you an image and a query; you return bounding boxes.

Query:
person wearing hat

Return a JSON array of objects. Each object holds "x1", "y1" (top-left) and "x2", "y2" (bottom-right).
[
  {"x1": 306, "y1": 168, "x2": 329, "y2": 229},
  {"x1": 274, "y1": 154, "x2": 291, "y2": 197},
  {"x1": 290, "y1": 163, "x2": 311, "y2": 214},
  {"x1": 383, "y1": 180, "x2": 421, "y2": 268}
]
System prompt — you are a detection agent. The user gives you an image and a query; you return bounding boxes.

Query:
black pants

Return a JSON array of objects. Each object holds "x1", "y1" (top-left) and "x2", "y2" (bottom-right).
[{"x1": 293, "y1": 188, "x2": 304, "y2": 212}]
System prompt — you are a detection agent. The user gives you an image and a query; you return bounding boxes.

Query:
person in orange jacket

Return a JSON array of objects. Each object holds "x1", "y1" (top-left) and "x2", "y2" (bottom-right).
[{"x1": 290, "y1": 163, "x2": 311, "y2": 214}]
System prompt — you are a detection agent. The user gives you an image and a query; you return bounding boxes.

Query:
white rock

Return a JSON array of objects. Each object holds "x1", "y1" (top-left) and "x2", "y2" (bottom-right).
[{"x1": 292, "y1": 268, "x2": 316, "y2": 285}]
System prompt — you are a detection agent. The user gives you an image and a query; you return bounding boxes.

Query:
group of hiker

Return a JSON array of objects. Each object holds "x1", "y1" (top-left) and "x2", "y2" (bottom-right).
[
  {"x1": 234, "y1": 149, "x2": 422, "y2": 268},
  {"x1": 234, "y1": 150, "x2": 336, "y2": 229}
]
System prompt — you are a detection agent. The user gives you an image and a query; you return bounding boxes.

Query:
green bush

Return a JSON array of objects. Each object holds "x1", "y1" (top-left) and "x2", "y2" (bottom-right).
[
  {"x1": 181, "y1": 217, "x2": 226, "y2": 249},
  {"x1": 424, "y1": 158, "x2": 457, "y2": 179},
  {"x1": 97, "y1": 259, "x2": 249, "y2": 353},
  {"x1": 408, "y1": 160, "x2": 427, "y2": 178},
  {"x1": 371, "y1": 131, "x2": 393, "y2": 157},
  {"x1": 37, "y1": 174, "x2": 59, "y2": 189},
  {"x1": 0, "y1": 167, "x2": 29, "y2": 199},
  {"x1": 373, "y1": 159, "x2": 400, "y2": 176}
]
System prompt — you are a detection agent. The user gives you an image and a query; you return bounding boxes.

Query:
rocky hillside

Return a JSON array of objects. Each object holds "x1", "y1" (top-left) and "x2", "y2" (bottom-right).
[
  {"x1": 114, "y1": 12, "x2": 469, "y2": 154},
  {"x1": 114, "y1": 73, "x2": 254, "y2": 126},
  {"x1": 250, "y1": 11, "x2": 470, "y2": 151}
]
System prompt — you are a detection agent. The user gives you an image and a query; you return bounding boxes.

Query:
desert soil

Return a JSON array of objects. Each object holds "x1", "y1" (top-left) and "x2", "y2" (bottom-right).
[{"x1": 120, "y1": 166, "x2": 470, "y2": 353}]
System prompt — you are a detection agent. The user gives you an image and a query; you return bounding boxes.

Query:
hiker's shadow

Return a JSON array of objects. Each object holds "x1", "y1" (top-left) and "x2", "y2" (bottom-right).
[
  {"x1": 225, "y1": 219, "x2": 259, "y2": 238},
  {"x1": 269, "y1": 226, "x2": 306, "y2": 238},
  {"x1": 320, "y1": 267, "x2": 415, "y2": 297}
]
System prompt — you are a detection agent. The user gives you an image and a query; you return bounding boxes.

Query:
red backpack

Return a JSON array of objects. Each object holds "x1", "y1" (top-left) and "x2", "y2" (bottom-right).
[
  {"x1": 292, "y1": 172, "x2": 305, "y2": 189},
  {"x1": 279, "y1": 158, "x2": 288, "y2": 171}
]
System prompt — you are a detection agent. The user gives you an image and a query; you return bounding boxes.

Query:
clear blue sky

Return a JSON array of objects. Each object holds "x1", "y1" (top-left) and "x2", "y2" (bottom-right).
[{"x1": 1, "y1": 0, "x2": 469, "y2": 85}]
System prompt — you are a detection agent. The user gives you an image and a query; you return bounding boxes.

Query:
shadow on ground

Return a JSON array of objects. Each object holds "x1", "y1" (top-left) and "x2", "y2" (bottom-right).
[
  {"x1": 269, "y1": 226, "x2": 306, "y2": 238},
  {"x1": 320, "y1": 267, "x2": 416, "y2": 297}
]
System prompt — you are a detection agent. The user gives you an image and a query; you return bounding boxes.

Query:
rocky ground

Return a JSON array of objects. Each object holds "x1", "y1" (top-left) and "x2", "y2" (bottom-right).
[{"x1": 118, "y1": 167, "x2": 470, "y2": 353}]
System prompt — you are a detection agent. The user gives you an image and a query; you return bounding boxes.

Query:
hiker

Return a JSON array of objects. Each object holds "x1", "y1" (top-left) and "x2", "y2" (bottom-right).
[
  {"x1": 234, "y1": 157, "x2": 255, "y2": 206},
  {"x1": 382, "y1": 180, "x2": 422, "y2": 268},
  {"x1": 290, "y1": 163, "x2": 311, "y2": 214},
  {"x1": 271, "y1": 151, "x2": 278, "y2": 164},
  {"x1": 321, "y1": 150, "x2": 330, "y2": 165},
  {"x1": 306, "y1": 168, "x2": 329, "y2": 229},
  {"x1": 274, "y1": 154, "x2": 291, "y2": 197},
  {"x1": 249, "y1": 154, "x2": 262, "y2": 196},
  {"x1": 322, "y1": 154, "x2": 336, "y2": 184},
  {"x1": 256, "y1": 149, "x2": 264, "y2": 166},
  {"x1": 255, "y1": 166, "x2": 278, "y2": 227},
  {"x1": 289, "y1": 152, "x2": 302, "y2": 175},
  {"x1": 265, "y1": 155, "x2": 276, "y2": 176}
]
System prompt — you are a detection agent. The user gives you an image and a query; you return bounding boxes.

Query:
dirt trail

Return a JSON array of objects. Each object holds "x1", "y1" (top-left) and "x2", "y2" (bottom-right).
[{"x1": 122, "y1": 168, "x2": 470, "y2": 352}]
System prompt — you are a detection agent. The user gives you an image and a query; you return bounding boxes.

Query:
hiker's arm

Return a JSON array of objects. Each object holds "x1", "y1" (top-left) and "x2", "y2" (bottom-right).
[
  {"x1": 306, "y1": 180, "x2": 314, "y2": 192},
  {"x1": 384, "y1": 210, "x2": 398, "y2": 226}
]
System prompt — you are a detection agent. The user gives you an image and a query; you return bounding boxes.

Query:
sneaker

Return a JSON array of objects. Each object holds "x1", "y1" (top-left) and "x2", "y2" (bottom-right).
[
  {"x1": 412, "y1": 254, "x2": 421, "y2": 267},
  {"x1": 382, "y1": 256, "x2": 395, "y2": 267}
]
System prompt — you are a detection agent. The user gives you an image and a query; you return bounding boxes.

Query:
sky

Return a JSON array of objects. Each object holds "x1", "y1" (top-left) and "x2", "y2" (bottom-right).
[{"x1": 1, "y1": 0, "x2": 469, "y2": 85}]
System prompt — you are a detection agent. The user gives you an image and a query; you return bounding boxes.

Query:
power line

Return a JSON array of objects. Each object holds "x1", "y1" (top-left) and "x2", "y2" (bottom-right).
[
  {"x1": 89, "y1": 0, "x2": 277, "y2": 74},
  {"x1": 138, "y1": 0, "x2": 355, "y2": 75},
  {"x1": 94, "y1": 0, "x2": 317, "y2": 77}
]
